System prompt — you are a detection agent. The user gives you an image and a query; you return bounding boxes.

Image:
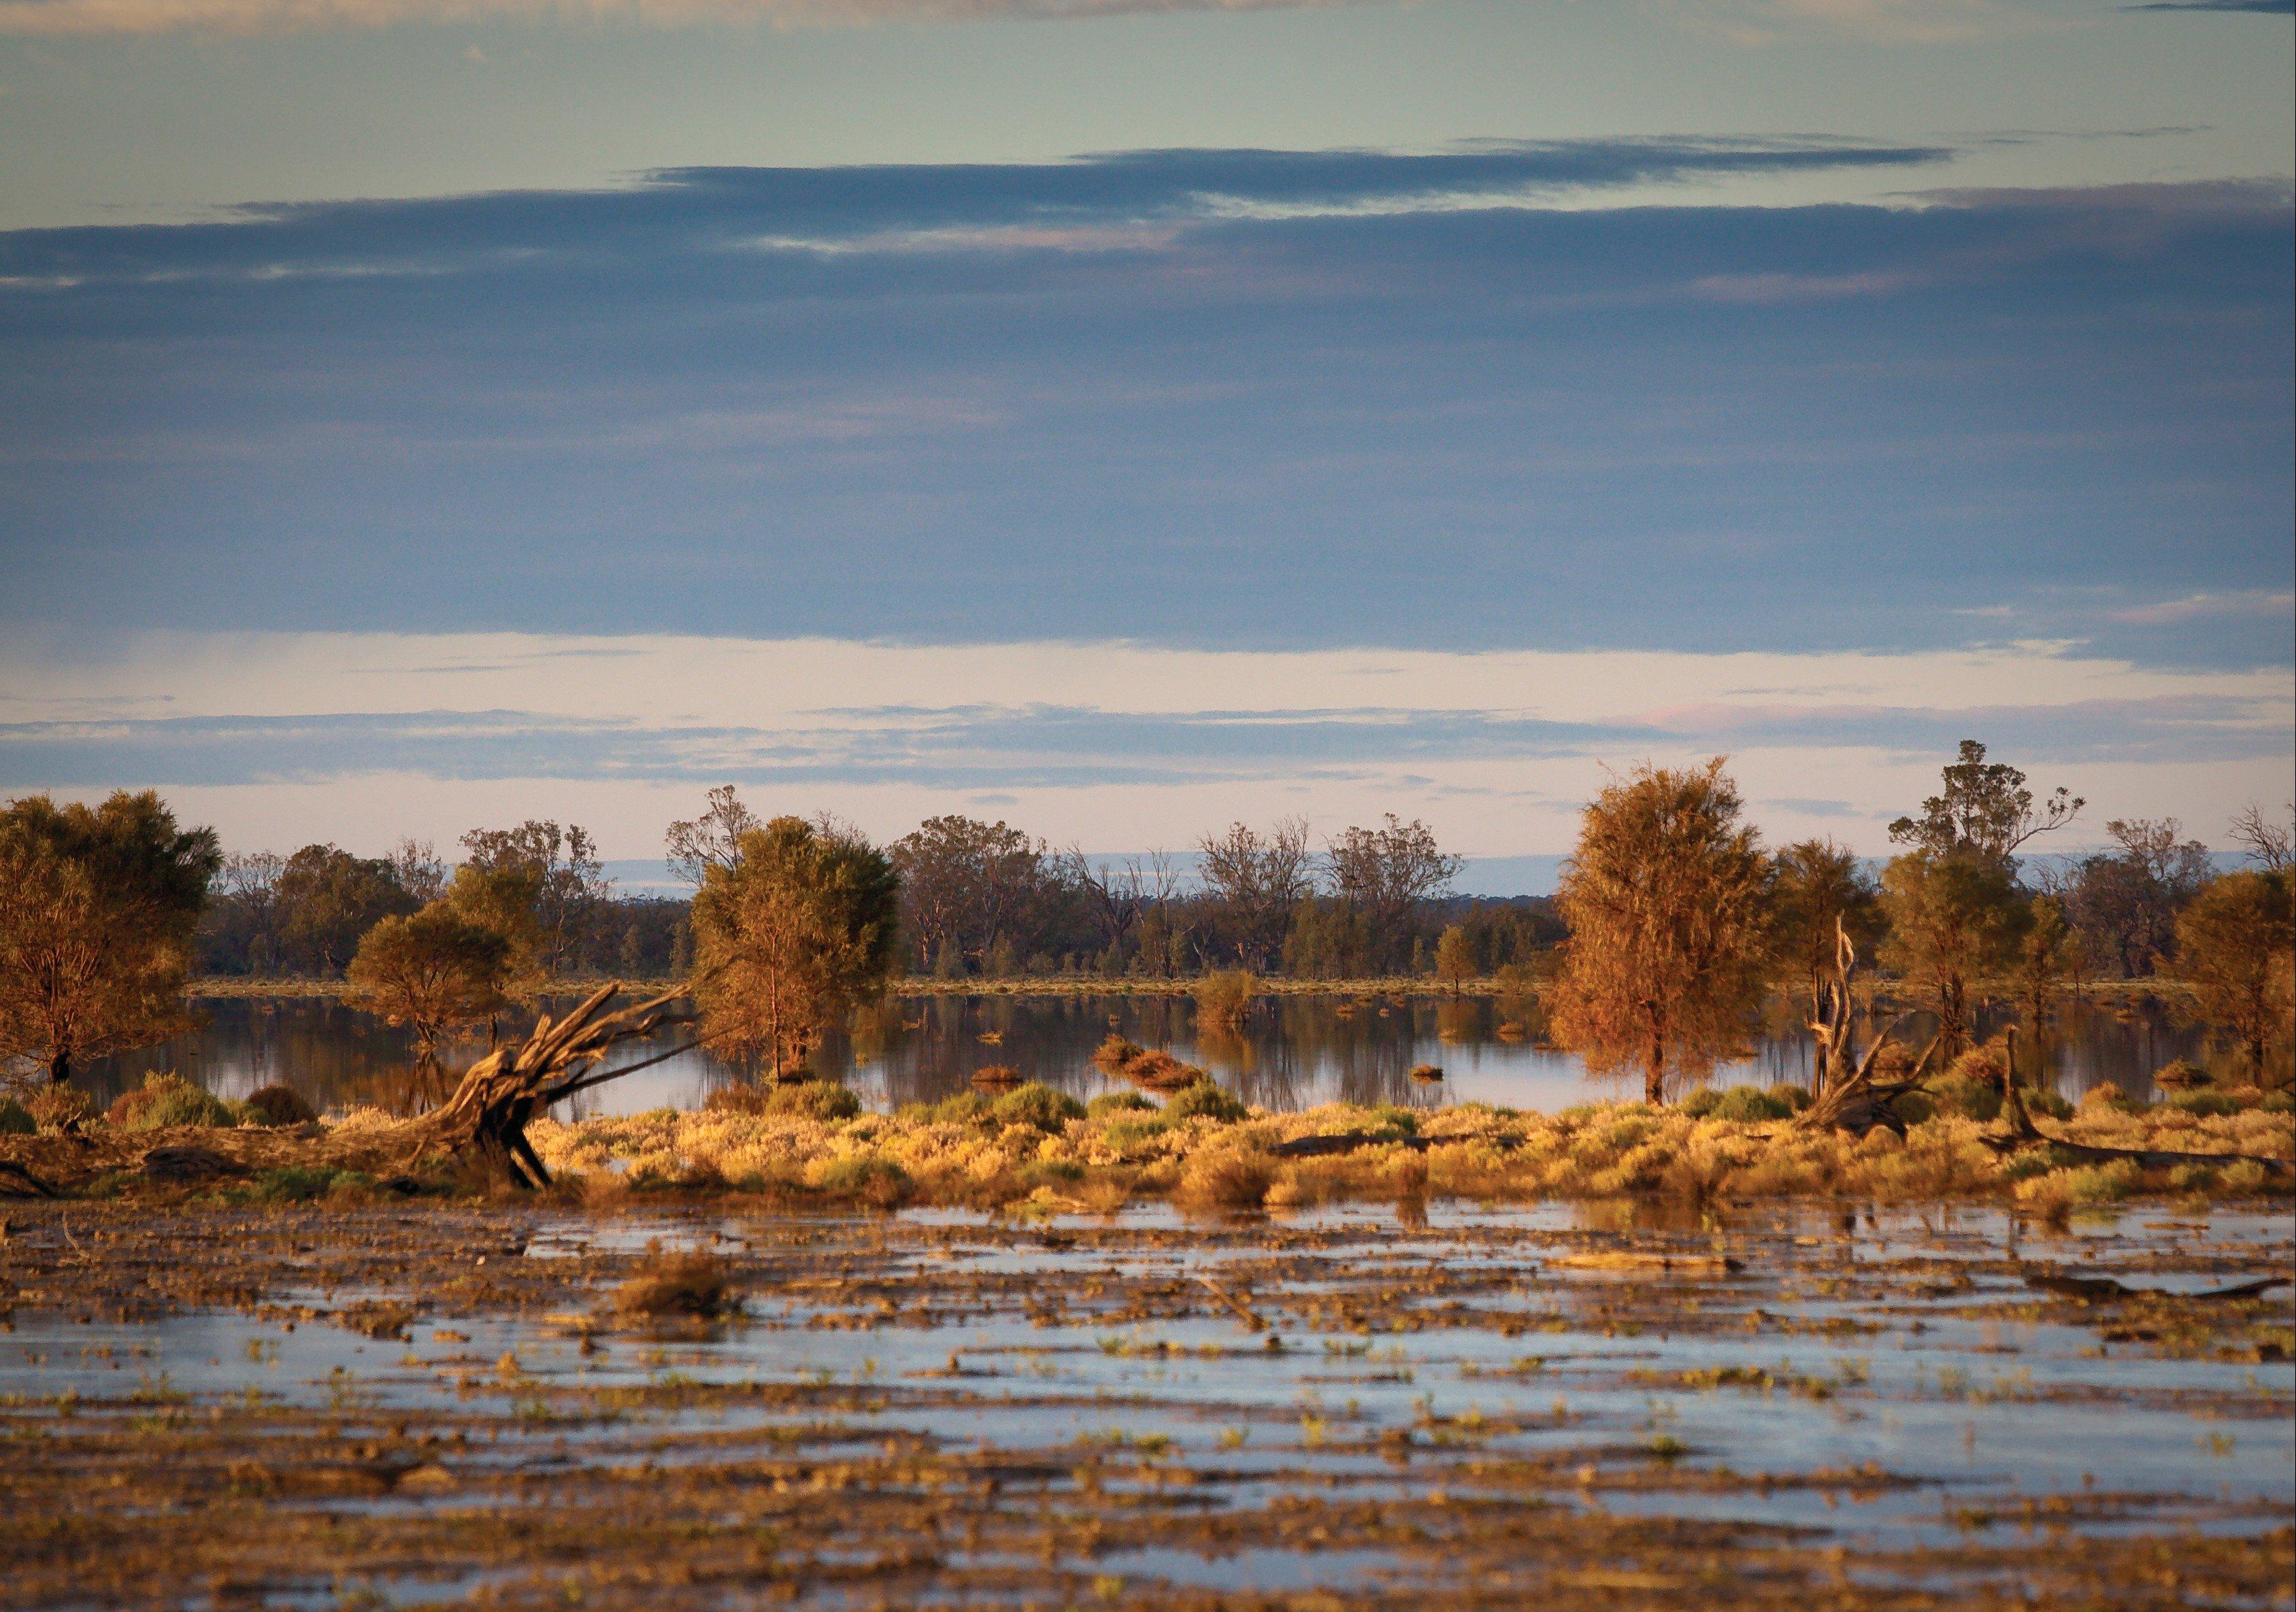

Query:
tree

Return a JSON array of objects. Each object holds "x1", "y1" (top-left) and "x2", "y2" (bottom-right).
[
  {"x1": 2227, "y1": 803, "x2": 2293, "y2": 875},
  {"x1": 2012, "y1": 893, "x2": 2082, "y2": 1067},
  {"x1": 1198, "y1": 819, "x2": 1316, "y2": 972},
  {"x1": 1878, "y1": 850, "x2": 2031, "y2": 1058},
  {"x1": 1547, "y1": 761, "x2": 1773, "y2": 1104},
  {"x1": 1327, "y1": 815, "x2": 1463, "y2": 975},
  {"x1": 666, "y1": 786, "x2": 761, "y2": 887},
  {"x1": 276, "y1": 845, "x2": 418, "y2": 974},
  {"x1": 2173, "y1": 871, "x2": 2295, "y2": 1081},
  {"x1": 197, "y1": 850, "x2": 287, "y2": 975},
  {"x1": 1889, "y1": 740, "x2": 2082, "y2": 869},
  {"x1": 0, "y1": 791, "x2": 221, "y2": 1085},
  {"x1": 691, "y1": 817, "x2": 901, "y2": 1077},
  {"x1": 1769, "y1": 838, "x2": 1885, "y2": 1089},
  {"x1": 458, "y1": 821, "x2": 610, "y2": 979},
  {"x1": 2064, "y1": 816, "x2": 2213, "y2": 978},
  {"x1": 346, "y1": 904, "x2": 514, "y2": 1053},
  {"x1": 1433, "y1": 924, "x2": 1476, "y2": 994},
  {"x1": 890, "y1": 816, "x2": 1043, "y2": 975}
]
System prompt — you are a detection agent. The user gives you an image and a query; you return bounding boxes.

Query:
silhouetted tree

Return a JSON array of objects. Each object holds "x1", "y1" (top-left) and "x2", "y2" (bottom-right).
[{"x1": 1889, "y1": 739, "x2": 2083, "y2": 869}]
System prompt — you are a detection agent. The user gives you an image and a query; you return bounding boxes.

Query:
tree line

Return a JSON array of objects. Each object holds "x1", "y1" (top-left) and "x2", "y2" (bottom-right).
[{"x1": 1, "y1": 743, "x2": 2289, "y2": 1093}]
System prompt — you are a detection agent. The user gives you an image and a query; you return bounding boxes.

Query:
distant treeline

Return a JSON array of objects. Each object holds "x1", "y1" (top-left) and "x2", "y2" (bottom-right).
[
  {"x1": 188, "y1": 814, "x2": 1561, "y2": 983},
  {"x1": 186, "y1": 778, "x2": 2267, "y2": 990}
]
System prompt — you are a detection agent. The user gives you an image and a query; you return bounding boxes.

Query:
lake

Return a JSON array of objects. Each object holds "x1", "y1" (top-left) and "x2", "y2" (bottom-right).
[{"x1": 78, "y1": 986, "x2": 2220, "y2": 1119}]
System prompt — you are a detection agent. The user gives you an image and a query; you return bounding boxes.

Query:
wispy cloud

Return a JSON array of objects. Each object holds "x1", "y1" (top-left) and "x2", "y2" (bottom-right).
[
  {"x1": 2124, "y1": 1, "x2": 2292, "y2": 14},
  {"x1": 2109, "y1": 590, "x2": 2296, "y2": 625}
]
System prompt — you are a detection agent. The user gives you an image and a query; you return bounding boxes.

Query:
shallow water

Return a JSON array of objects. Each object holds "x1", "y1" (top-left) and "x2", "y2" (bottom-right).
[
  {"x1": 84, "y1": 989, "x2": 2220, "y2": 1121},
  {"x1": 5, "y1": 1201, "x2": 2289, "y2": 1607}
]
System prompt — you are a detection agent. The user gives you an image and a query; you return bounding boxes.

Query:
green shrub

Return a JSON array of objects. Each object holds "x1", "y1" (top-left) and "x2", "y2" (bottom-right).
[
  {"x1": 816, "y1": 1155, "x2": 913, "y2": 1208},
  {"x1": 1164, "y1": 1080, "x2": 1248, "y2": 1124},
  {"x1": 239, "y1": 1085, "x2": 316, "y2": 1127},
  {"x1": 1019, "y1": 1158, "x2": 1086, "y2": 1189},
  {"x1": 244, "y1": 1165, "x2": 366, "y2": 1203},
  {"x1": 991, "y1": 1081, "x2": 1086, "y2": 1132},
  {"x1": 2035, "y1": 1089, "x2": 2074, "y2": 1120},
  {"x1": 899, "y1": 1091, "x2": 993, "y2": 1127},
  {"x1": 2261, "y1": 1089, "x2": 2294, "y2": 1114},
  {"x1": 110, "y1": 1073, "x2": 236, "y2": 1132},
  {"x1": 767, "y1": 1081, "x2": 861, "y2": 1123},
  {"x1": 0, "y1": 1097, "x2": 34, "y2": 1137},
  {"x1": 1363, "y1": 1103, "x2": 1419, "y2": 1136},
  {"x1": 2165, "y1": 1089, "x2": 2245, "y2": 1118},
  {"x1": 1683, "y1": 1085, "x2": 1795, "y2": 1123},
  {"x1": 1928, "y1": 1074, "x2": 2002, "y2": 1123},
  {"x1": 1087, "y1": 1091, "x2": 1154, "y2": 1119}
]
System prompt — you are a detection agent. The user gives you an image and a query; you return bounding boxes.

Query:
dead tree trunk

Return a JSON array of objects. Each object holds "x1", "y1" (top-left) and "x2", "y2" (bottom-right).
[
  {"x1": 403, "y1": 983, "x2": 697, "y2": 1188},
  {"x1": 1798, "y1": 920, "x2": 1940, "y2": 1134}
]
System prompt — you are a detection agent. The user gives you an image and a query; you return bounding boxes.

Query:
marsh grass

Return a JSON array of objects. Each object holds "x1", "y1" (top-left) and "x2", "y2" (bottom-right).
[{"x1": 614, "y1": 1242, "x2": 737, "y2": 1317}]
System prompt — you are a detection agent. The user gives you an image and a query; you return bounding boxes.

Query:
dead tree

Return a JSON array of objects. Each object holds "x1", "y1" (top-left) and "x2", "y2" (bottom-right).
[
  {"x1": 405, "y1": 982, "x2": 697, "y2": 1188},
  {"x1": 1798, "y1": 919, "x2": 1940, "y2": 1134}
]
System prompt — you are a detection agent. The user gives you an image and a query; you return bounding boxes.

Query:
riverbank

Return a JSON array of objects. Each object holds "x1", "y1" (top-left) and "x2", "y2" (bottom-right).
[{"x1": 8, "y1": 1087, "x2": 2286, "y2": 1214}]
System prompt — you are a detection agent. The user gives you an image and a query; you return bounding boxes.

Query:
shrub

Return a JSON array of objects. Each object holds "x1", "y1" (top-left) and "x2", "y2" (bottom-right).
[
  {"x1": 769, "y1": 1081, "x2": 861, "y2": 1123},
  {"x1": 1682, "y1": 1085, "x2": 1794, "y2": 1123},
  {"x1": 246, "y1": 1165, "x2": 363, "y2": 1203},
  {"x1": 2165, "y1": 1089, "x2": 2245, "y2": 1118},
  {"x1": 1087, "y1": 1091, "x2": 1154, "y2": 1119},
  {"x1": 708, "y1": 1080, "x2": 860, "y2": 1122},
  {"x1": 1164, "y1": 1079, "x2": 1248, "y2": 1124},
  {"x1": 1928, "y1": 1074, "x2": 2003, "y2": 1124},
  {"x1": 815, "y1": 1155, "x2": 913, "y2": 1209},
  {"x1": 1193, "y1": 969, "x2": 1259, "y2": 1030},
  {"x1": 0, "y1": 1097, "x2": 33, "y2": 1136},
  {"x1": 26, "y1": 1086, "x2": 95, "y2": 1130},
  {"x1": 2151, "y1": 1058, "x2": 2211, "y2": 1090},
  {"x1": 108, "y1": 1073, "x2": 236, "y2": 1132},
  {"x1": 1176, "y1": 1147, "x2": 1276, "y2": 1211},
  {"x1": 614, "y1": 1243, "x2": 735, "y2": 1317},
  {"x1": 2080, "y1": 1084, "x2": 2140, "y2": 1114},
  {"x1": 899, "y1": 1092, "x2": 993, "y2": 1126},
  {"x1": 240, "y1": 1085, "x2": 316, "y2": 1127},
  {"x1": 991, "y1": 1082, "x2": 1085, "y2": 1132}
]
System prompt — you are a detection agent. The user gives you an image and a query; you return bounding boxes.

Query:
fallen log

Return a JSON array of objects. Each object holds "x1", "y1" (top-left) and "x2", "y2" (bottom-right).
[{"x1": 397, "y1": 983, "x2": 699, "y2": 1189}]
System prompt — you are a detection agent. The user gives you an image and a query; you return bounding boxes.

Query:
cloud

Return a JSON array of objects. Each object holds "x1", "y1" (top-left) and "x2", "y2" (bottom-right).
[
  {"x1": 2108, "y1": 590, "x2": 2296, "y2": 625},
  {"x1": 0, "y1": 161, "x2": 2286, "y2": 666},
  {"x1": 2125, "y1": 1, "x2": 2291, "y2": 13},
  {"x1": 0, "y1": 0, "x2": 2128, "y2": 36}
]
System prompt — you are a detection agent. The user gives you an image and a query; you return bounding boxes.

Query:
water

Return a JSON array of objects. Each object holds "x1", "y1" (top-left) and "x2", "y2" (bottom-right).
[
  {"x1": 7, "y1": 1200, "x2": 2289, "y2": 1606},
  {"x1": 82, "y1": 988, "x2": 2219, "y2": 1121}
]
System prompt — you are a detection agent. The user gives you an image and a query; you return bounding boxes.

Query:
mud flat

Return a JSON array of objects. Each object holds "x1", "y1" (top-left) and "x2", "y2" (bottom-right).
[{"x1": 3, "y1": 1196, "x2": 2289, "y2": 1609}]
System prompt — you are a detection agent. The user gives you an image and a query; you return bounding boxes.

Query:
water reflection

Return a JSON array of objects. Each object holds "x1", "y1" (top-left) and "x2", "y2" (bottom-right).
[{"x1": 78, "y1": 988, "x2": 2220, "y2": 1121}]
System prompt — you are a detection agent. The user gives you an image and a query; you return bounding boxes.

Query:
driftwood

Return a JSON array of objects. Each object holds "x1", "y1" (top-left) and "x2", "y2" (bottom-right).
[
  {"x1": 1269, "y1": 1130, "x2": 1431, "y2": 1159},
  {"x1": 401, "y1": 983, "x2": 698, "y2": 1189},
  {"x1": 1797, "y1": 921, "x2": 1944, "y2": 1135}
]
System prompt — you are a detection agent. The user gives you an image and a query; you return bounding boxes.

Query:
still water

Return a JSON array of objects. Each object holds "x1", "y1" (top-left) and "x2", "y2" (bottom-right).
[{"x1": 81, "y1": 988, "x2": 2218, "y2": 1120}]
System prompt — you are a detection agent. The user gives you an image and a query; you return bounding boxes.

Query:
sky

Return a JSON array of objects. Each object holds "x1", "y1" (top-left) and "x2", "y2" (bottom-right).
[{"x1": 1, "y1": 0, "x2": 2291, "y2": 891}]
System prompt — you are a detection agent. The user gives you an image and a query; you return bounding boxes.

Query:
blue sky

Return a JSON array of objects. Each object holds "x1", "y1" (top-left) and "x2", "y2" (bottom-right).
[{"x1": 0, "y1": 0, "x2": 2289, "y2": 881}]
